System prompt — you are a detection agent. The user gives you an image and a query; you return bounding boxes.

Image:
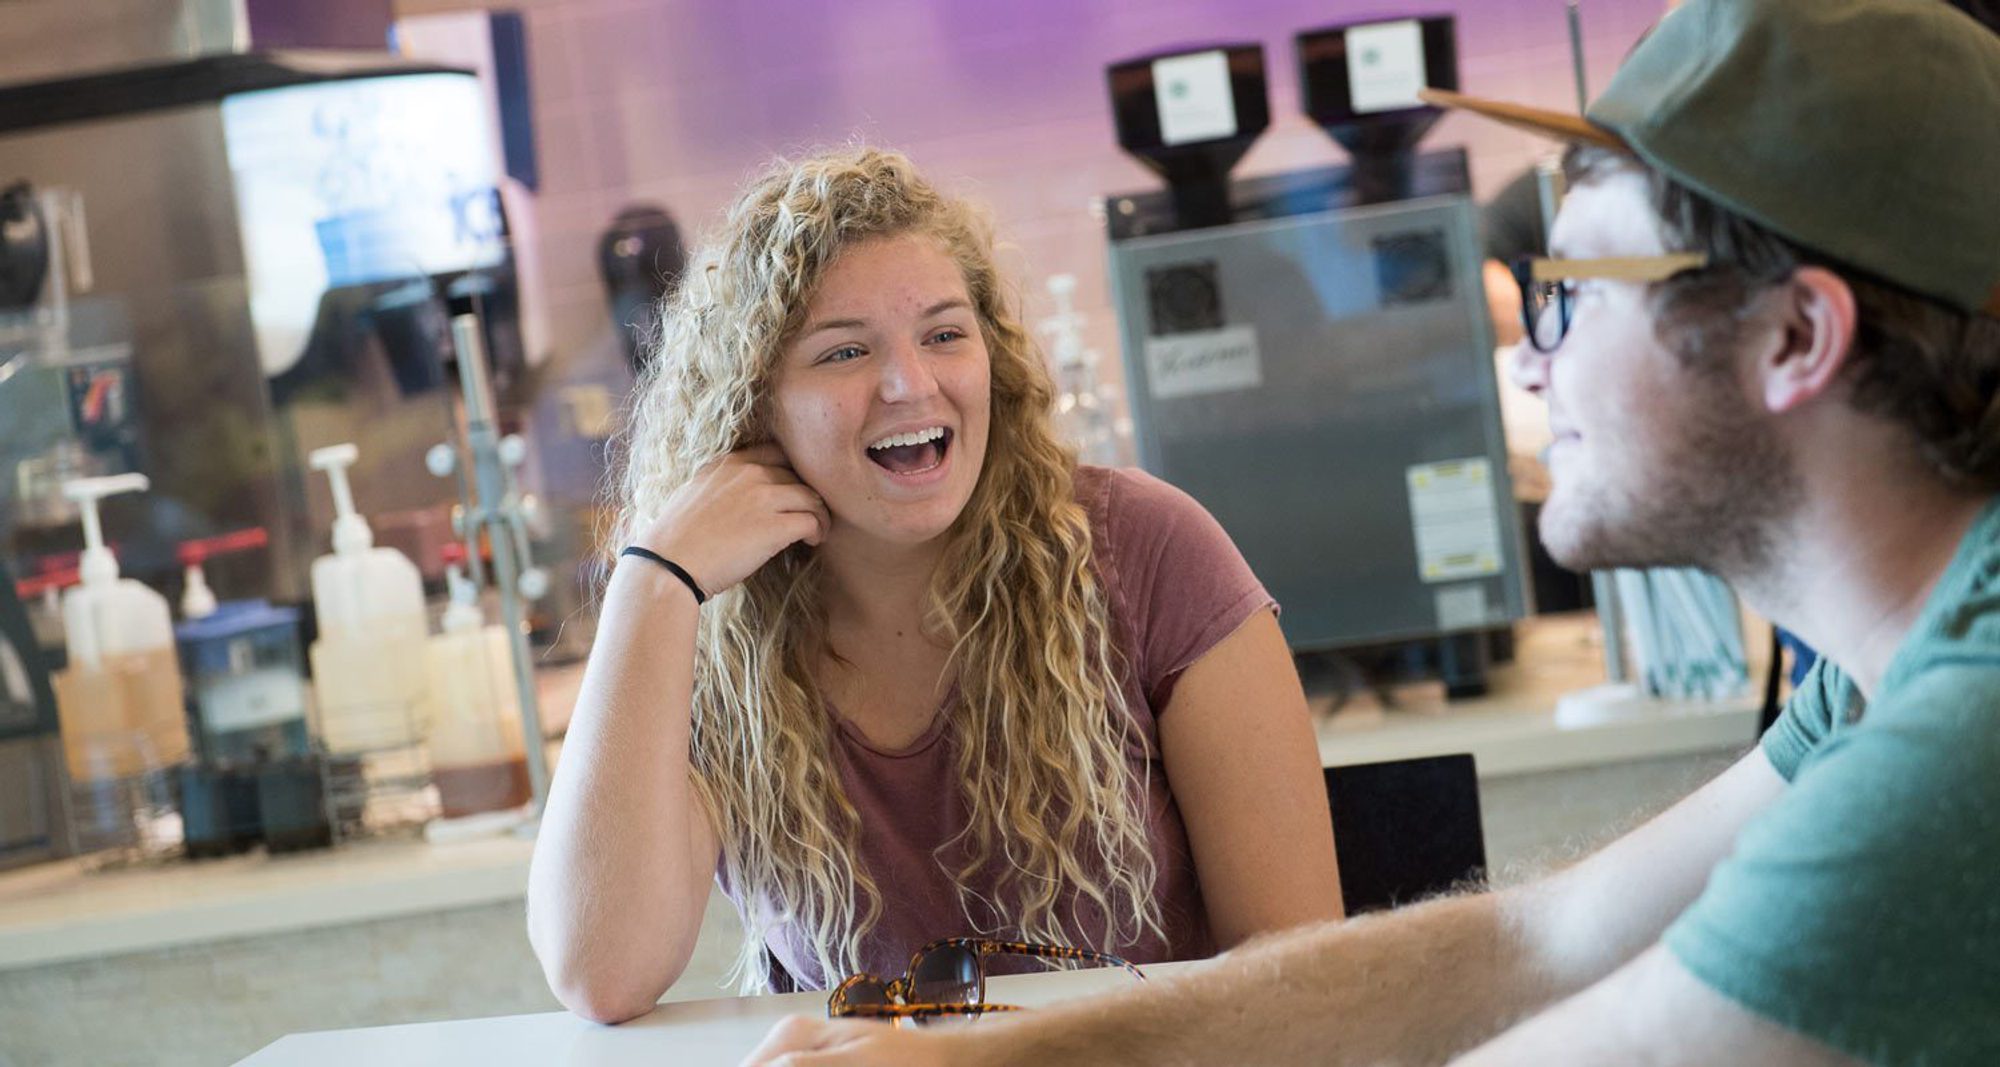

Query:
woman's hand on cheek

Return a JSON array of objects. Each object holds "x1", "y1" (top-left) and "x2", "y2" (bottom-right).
[{"x1": 638, "y1": 443, "x2": 832, "y2": 596}]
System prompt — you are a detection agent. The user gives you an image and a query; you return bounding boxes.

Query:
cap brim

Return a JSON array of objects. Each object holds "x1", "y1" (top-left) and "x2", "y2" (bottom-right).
[{"x1": 1418, "y1": 88, "x2": 1629, "y2": 152}]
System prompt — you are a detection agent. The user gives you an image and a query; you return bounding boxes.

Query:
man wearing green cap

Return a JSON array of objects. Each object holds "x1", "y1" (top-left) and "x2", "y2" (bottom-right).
[{"x1": 744, "y1": 1, "x2": 1999, "y2": 1063}]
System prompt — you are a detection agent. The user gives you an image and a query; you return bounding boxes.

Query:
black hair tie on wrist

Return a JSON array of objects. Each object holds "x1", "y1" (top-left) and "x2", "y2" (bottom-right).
[{"x1": 620, "y1": 546, "x2": 708, "y2": 605}]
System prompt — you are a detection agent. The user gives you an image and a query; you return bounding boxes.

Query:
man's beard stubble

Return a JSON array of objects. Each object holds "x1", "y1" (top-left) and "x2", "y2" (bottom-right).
[{"x1": 1539, "y1": 370, "x2": 1799, "y2": 583}]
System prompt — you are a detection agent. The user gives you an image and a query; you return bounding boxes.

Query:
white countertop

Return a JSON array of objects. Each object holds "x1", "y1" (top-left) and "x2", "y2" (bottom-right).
[
  {"x1": 234, "y1": 958, "x2": 1194, "y2": 1067},
  {"x1": 0, "y1": 613, "x2": 1759, "y2": 973},
  {"x1": 1311, "y1": 614, "x2": 1760, "y2": 777},
  {"x1": 0, "y1": 830, "x2": 535, "y2": 972}
]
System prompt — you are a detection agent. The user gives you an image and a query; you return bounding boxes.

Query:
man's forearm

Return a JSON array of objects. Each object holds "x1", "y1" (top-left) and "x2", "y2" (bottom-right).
[{"x1": 972, "y1": 890, "x2": 1562, "y2": 1067}]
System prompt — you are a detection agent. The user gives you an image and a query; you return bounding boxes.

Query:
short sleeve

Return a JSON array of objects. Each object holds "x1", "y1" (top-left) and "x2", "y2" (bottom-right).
[
  {"x1": 1096, "y1": 468, "x2": 1275, "y2": 711},
  {"x1": 1759, "y1": 657, "x2": 1847, "y2": 781},
  {"x1": 1666, "y1": 664, "x2": 2000, "y2": 1065}
]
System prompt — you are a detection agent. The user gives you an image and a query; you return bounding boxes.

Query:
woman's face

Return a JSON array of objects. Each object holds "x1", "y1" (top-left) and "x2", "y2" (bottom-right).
[{"x1": 769, "y1": 233, "x2": 992, "y2": 550}]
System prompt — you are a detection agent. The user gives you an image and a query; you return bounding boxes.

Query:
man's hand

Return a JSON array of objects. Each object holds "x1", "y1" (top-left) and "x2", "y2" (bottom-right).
[{"x1": 738, "y1": 1015, "x2": 972, "y2": 1067}]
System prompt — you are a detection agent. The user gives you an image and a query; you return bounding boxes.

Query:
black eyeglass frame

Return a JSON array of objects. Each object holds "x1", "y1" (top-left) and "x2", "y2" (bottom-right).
[{"x1": 1512, "y1": 252, "x2": 1711, "y2": 353}]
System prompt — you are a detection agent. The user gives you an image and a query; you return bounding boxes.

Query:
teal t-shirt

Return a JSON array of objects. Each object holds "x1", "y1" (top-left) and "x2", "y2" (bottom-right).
[{"x1": 1665, "y1": 496, "x2": 2000, "y2": 1065}]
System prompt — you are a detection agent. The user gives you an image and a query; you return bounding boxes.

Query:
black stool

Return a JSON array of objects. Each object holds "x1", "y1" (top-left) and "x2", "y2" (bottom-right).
[{"x1": 1326, "y1": 754, "x2": 1488, "y2": 914}]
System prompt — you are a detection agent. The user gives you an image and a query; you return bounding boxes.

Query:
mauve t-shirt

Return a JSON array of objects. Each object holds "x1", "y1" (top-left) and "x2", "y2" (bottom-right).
[{"x1": 720, "y1": 465, "x2": 1275, "y2": 990}]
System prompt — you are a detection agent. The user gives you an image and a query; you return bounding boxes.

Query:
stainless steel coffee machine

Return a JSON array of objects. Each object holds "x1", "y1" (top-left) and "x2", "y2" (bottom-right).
[{"x1": 1102, "y1": 18, "x2": 1528, "y2": 695}]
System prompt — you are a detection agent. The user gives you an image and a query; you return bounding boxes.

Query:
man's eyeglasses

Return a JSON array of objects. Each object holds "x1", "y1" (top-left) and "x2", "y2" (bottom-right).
[
  {"x1": 1512, "y1": 253, "x2": 1710, "y2": 353},
  {"x1": 827, "y1": 938, "x2": 1146, "y2": 1024}
]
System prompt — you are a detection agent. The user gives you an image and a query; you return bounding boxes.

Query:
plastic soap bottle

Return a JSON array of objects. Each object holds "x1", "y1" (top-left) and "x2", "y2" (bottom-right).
[
  {"x1": 306, "y1": 444, "x2": 433, "y2": 756},
  {"x1": 425, "y1": 556, "x2": 530, "y2": 819},
  {"x1": 51, "y1": 473, "x2": 189, "y2": 859}
]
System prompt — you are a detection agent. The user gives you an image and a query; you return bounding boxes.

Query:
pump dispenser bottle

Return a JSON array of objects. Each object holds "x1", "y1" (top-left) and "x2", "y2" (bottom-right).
[
  {"x1": 426, "y1": 552, "x2": 530, "y2": 819},
  {"x1": 51, "y1": 473, "x2": 189, "y2": 860},
  {"x1": 306, "y1": 444, "x2": 436, "y2": 829}
]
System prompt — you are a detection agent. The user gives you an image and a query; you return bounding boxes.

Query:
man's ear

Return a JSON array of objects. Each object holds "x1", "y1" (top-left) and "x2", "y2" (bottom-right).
[{"x1": 1760, "y1": 266, "x2": 1857, "y2": 414}]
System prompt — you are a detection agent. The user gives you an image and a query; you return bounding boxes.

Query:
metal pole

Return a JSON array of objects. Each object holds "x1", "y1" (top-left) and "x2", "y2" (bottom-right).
[
  {"x1": 449, "y1": 313, "x2": 552, "y2": 816},
  {"x1": 1566, "y1": 1, "x2": 1589, "y2": 112}
]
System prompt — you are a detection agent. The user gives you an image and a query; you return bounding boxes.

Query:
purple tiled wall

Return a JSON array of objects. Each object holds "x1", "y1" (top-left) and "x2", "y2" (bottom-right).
[{"x1": 397, "y1": 0, "x2": 1665, "y2": 388}]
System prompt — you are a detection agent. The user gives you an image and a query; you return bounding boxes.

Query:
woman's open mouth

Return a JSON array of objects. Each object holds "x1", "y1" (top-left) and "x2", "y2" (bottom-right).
[{"x1": 865, "y1": 426, "x2": 953, "y2": 476}]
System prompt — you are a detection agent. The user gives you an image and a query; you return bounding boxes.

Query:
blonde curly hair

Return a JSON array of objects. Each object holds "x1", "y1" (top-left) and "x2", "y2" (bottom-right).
[{"x1": 608, "y1": 147, "x2": 1162, "y2": 990}]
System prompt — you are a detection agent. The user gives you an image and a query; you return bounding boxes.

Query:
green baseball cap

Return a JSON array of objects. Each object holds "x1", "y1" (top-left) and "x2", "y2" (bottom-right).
[{"x1": 1421, "y1": 0, "x2": 2000, "y2": 317}]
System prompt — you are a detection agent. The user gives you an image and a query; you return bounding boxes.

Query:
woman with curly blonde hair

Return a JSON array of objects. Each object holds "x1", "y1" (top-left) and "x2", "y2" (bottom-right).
[{"x1": 526, "y1": 147, "x2": 1339, "y2": 1022}]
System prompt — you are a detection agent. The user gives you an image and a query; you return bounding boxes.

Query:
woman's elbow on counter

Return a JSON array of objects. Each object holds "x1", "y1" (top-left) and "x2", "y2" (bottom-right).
[
  {"x1": 554, "y1": 977, "x2": 666, "y2": 1026},
  {"x1": 540, "y1": 949, "x2": 678, "y2": 1024},
  {"x1": 529, "y1": 916, "x2": 682, "y2": 1024}
]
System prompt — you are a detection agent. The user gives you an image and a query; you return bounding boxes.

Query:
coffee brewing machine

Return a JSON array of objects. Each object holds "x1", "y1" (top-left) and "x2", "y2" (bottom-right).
[{"x1": 1101, "y1": 17, "x2": 1527, "y2": 695}]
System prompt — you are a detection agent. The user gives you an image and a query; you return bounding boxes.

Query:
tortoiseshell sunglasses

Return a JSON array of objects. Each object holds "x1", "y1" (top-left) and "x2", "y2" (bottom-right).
[{"x1": 827, "y1": 938, "x2": 1147, "y2": 1024}]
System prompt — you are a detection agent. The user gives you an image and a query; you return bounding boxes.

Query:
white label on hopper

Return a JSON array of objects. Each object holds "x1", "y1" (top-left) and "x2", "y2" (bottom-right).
[
  {"x1": 1407, "y1": 458, "x2": 1504, "y2": 582},
  {"x1": 1346, "y1": 20, "x2": 1427, "y2": 114},
  {"x1": 1435, "y1": 583, "x2": 1491, "y2": 632},
  {"x1": 1145, "y1": 324, "x2": 1262, "y2": 399},
  {"x1": 1153, "y1": 50, "x2": 1237, "y2": 145}
]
